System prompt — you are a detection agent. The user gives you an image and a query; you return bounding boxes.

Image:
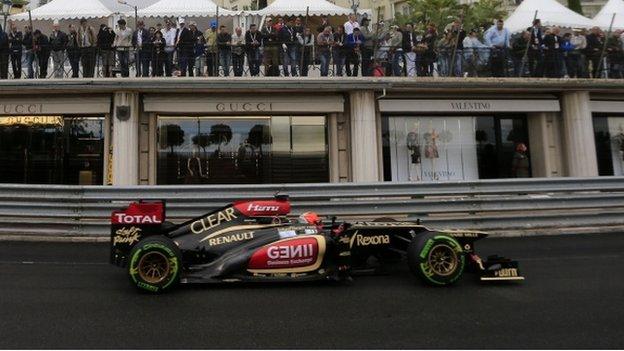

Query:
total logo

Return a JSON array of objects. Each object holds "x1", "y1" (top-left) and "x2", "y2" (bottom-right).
[
  {"x1": 113, "y1": 213, "x2": 162, "y2": 224},
  {"x1": 247, "y1": 203, "x2": 281, "y2": 212}
]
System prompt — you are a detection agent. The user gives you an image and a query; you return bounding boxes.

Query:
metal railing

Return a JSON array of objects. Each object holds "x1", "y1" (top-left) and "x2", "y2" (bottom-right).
[
  {"x1": 1, "y1": 177, "x2": 624, "y2": 238},
  {"x1": 2, "y1": 44, "x2": 624, "y2": 79}
]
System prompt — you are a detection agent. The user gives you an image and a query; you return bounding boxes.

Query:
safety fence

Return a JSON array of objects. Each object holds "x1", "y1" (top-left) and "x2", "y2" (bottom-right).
[
  {"x1": 3, "y1": 45, "x2": 624, "y2": 80},
  {"x1": 1, "y1": 177, "x2": 624, "y2": 238}
]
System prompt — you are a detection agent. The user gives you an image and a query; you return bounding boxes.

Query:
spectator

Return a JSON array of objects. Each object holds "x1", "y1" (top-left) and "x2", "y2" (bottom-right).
[
  {"x1": 151, "y1": 30, "x2": 166, "y2": 77},
  {"x1": 245, "y1": 24, "x2": 262, "y2": 77},
  {"x1": 175, "y1": 18, "x2": 194, "y2": 77},
  {"x1": 0, "y1": 24, "x2": 8, "y2": 79},
  {"x1": 97, "y1": 24, "x2": 115, "y2": 78},
  {"x1": 445, "y1": 18, "x2": 466, "y2": 77},
  {"x1": 66, "y1": 24, "x2": 81, "y2": 78},
  {"x1": 606, "y1": 30, "x2": 623, "y2": 78},
  {"x1": 403, "y1": 23, "x2": 417, "y2": 77},
  {"x1": 162, "y1": 19, "x2": 176, "y2": 77},
  {"x1": 527, "y1": 18, "x2": 544, "y2": 77},
  {"x1": 389, "y1": 25, "x2": 403, "y2": 76},
  {"x1": 78, "y1": 18, "x2": 96, "y2": 78},
  {"x1": 8, "y1": 23, "x2": 23, "y2": 79},
  {"x1": 33, "y1": 30, "x2": 50, "y2": 78},
  {"x1": 359, "y1": 17, "x2": 374, "y2": 76},
  {"x1": 561, "y1": 33, "x2": 576, "y2": 78},
  {"x1": 484, "y1": 19, "x2": 511, "y2": 77},
  {"x1": 510, "y1": 30, "x2": 529, "y2": 77},
  {"x1": 189, "y1": 22, "x2": 204, "y2": 77},
  {"x1": 279, "y1": 18, "x2": 298, "y2": 76},
  {"x1": 462, "y1": 29, "x2": 488, "y2": 77},
  {"x1": 332, "y1": 25, "x2": 346, "y2": 76},
  {"x1": 317, "y1": 15, "x2": 331, "y2": 34},
  {"x1": 542, "y1": 27, "x2": 562, "y2": 78},
  {"x1": 585, "y1": 26, "x2": 604, "y2": 78},
  {"x1": 49, "y1": 20, "x2": 68, "y2": 78},
  {"x1": 436, "y1": 31, "x2": 454, "y2": 77},
  {"x1": 298, "y1": 27, "x2": 314, "y2": 76},
  {"x1": 317, "y1": 26, "x2": 334, "y2": 77},
  {"x1": 217, "y1": 25, "x2": 232, "y2": 77},
  {"x1": 204, "y1": 21, "x2": 218, "y2": 76},
  {"x1": 113, "y1": 19, "x2": 132, "y2": 77},
  {"x1": 570, "y1": 29, "x2": 588, "y2": 78},
  {"x1": 23, "y1": 25, "x2": 35, "y2": 78},
  {"x1": 133, "y1": 21, "x2": 151, "y2": 77},
  {"x1": 417, "y1": 23, "x2": 437, "y2": 76},
  {"x1": 346, "y1": 27, "x2": 364, "y2": 76},
  {"x1": 262, "y1": 18, "x2": 280, "y2": 77},
  {"x1": 231, "y1": 27, "x2": 245, "y2": 77},
  {"x1": 344, "y1": 13, "x2": 360, "y2": 36}
]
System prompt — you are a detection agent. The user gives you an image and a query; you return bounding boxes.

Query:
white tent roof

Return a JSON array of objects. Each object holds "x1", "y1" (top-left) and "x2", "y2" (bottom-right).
[
  {"x1": 505, "y1": 0, "x2": 597, "y2": 33},
  {"x1": 9, "y1": 0, "x2": 159, "y2": 21},
  {"x1": 593, "y1": 0, "x2": 624, "y2": 30},
  {"x1": 136, "y1": 0, "x2": 239, "y2": 18},
  {"x1": 253, "y1": 0, "x2": 364, "y2": 16}
]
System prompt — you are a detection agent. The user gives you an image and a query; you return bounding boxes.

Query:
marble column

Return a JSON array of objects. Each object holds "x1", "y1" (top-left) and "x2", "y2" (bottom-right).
[
  {"x1": 349, "y1": 91, "x2": 380, "y2": 182},
  {"x1": 112, "y1": 91, "x2": 140, "y2": 185},
  {"x1": 560, "y1": 91, "x2": 598, "y2": 177}
]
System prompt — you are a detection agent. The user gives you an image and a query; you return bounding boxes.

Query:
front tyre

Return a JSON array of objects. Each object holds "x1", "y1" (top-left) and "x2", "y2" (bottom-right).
[
  {"x1": 128, "y1": 236, "x2": 182, "y2": 293},
  {"x1": 407, "y1": 232, "x2": 465, "y2": 286}
]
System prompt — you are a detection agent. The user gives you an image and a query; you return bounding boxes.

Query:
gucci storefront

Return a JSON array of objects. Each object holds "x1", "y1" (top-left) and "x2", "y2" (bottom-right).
[
  {"x1": 140, "y1": 94, "x2": 347, "y2": 185},
  {"x1": 379, "y1": 98, "x2": 561, "y2": 182},
  {"x1": 0, "y1": 97, "x2": 111, "y2": 185}
]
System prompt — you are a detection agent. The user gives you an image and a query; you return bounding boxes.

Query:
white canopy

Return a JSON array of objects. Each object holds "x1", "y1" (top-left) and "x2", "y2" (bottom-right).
[
  {"x1": 505, "y1": 0, "x2": 597, "y2": 33},
  {"x1": 253, "y1": 0, "x2": 364, "y2": 17},
  {"x1": 593, "y1": 0, "x2": 624, "y2": 30},
  {"x1": 136, "y1": 0, "x2": 239, "y2": 18},
  {"x1": 10, "y1": 0, "x2": 115, "y2": 20}
]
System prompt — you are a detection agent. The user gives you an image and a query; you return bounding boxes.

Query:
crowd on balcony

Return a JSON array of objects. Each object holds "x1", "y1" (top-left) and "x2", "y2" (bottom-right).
[{"x1": 0, "y1": 14, "x2": 623, "y2": 79}]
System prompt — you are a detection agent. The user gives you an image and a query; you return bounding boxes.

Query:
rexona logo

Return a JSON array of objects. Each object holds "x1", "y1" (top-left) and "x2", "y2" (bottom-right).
[
  {"x1": 355, "y1": 234, "x2": 390, "y2": 246},
  {"x1": 112, "y1": 213, "x2": 162, "y2": 224},
  {"x1": 248, "y1": 236, "x2": 323, "y2": 271}
]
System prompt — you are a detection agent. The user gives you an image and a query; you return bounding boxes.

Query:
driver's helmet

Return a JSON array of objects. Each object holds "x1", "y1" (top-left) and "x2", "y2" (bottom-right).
[{"x1": 298, "y1": 212, "x2": 321, "y2": 225}]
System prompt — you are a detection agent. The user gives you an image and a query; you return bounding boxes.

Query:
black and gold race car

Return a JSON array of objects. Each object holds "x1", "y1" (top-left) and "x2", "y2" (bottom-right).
[{"x1": 110, "y1": 195, "x2": 523, "y2": 293}]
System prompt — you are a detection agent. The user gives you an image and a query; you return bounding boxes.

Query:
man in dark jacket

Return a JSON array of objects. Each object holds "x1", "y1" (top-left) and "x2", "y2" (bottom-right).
[
  {"x1": 33, "y1": 30, "x2": 50, "y2": 78},
  {"x1": 402, "y1": 23, "x2": 417, "y2": 76},
  {"x1": 49, "y1": 20, "x2": 68, "y2": 78},
  {"x1": 527, "y1": 19, "x2": 544, "y2": 77},
  {"x1": 175, "y1": 19, "x2": 194, "y2": 77},
  {"x1": 23, "y1": 25, "x2": 35, "y2": 78},
  {"x1": 279, "y1": 18, "x2": 298, "y2": 76},
  {"x1": 8, "y1": 23, "x2": 22, "y2": 79},
  {"x1": 66, "y1": 24, "x2": 81, "y2": 78},
  {"x1": 97, "y1": 24, "x2": 116, "y2": 77},
  {"x1": 133, "y1": 21, "x2": 151, "y2": 77},
  {"x1": 585, "y1": 26, "x2": 604, "y2": 78},
  {"x1": 261, "y1": 18, "x2": 280, "y2": 76},
  {"x1": 245, "y1": 24, "x2": 262, "y2": 76},
  {"x1": 542, "y1": 27, "x2": 563, "y2": 78},
  {"x1": 217, "y1": 25, "x2": 232, "y2": 76},
  {"x1": 0, "y1": 25, "x2": 9, "y2": 79}
]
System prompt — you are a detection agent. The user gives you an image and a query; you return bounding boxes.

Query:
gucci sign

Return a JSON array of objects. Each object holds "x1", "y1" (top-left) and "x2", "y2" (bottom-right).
[
  {"x1": 1, "y1": 104, "x2": 44, "y2": 115},
  {"x1": 215, "y1": 102, "x2": 274, "y2": 112}
]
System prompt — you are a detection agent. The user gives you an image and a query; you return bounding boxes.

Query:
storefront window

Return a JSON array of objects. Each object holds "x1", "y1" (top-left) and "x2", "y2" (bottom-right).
[
  {"x1": 0, "y1": 116, "x2": 104, "y2": 185},
  {"x1": 593, "y1": 115, "x2": 624, "y2": 176},
  {"x1": 383, "y1": 115, "x2": 530, "y2": 181},
  {"x1": 157, "y1": 116, "x2": 328, "y2": 184}
]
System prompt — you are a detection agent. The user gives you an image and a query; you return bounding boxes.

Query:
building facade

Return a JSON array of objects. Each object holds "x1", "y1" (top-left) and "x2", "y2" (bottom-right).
[{"x1": 0, "y1": 78, "x2": 622, "y2": 186}]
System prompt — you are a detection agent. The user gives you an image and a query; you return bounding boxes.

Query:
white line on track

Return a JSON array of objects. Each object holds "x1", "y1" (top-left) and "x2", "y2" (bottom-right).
[{"x1": 0, "y1": 261, "x2": 107, "y2": 266}]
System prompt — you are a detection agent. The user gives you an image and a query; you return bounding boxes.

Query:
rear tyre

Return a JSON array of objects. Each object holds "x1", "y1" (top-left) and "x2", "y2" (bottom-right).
[
  {"x1": 407, "y1": 232, "x2": 465, "y2": 286},
  {"x1": 128, "y1": 236, "x2": 182, "y2": 293}
]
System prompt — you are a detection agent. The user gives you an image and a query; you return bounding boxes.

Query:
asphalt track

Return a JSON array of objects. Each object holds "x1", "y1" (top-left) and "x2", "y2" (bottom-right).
[{"x1": 1, "y1": 233, "x2": 623, "y2": 349}]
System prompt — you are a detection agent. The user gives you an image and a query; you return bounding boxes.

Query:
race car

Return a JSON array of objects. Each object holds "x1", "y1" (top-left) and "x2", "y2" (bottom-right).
[{"x1": 110, "y1": 195, "x2": 523, "y2": 293}]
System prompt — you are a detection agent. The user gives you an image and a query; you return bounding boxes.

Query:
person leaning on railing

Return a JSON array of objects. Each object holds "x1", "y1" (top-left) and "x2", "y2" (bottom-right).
[
  {"x1": 32, "y1": 30, "x2": 50, "y2": 78},
  {"x1": 231, "y1": 27, "x2": 245, "y2": 77},
  {"x1": 359, "y1": 17, "x2": 374, "y2": 77},
  {"x1": 132, "y1": 21, "x2": 151, "y2": 77},
  {"x1": 161, "y1": 19, "x2": 176, "y2": 77},
  {"x1": 317, "y1": 25, "x2": 333, "y2": 77},
  {"x1": 204, "y1": 21, "x2": 217, "y2": 76},
  {"x1": 245, "y1": 23, "x2": 262, "y2": 77},
  {"x1": 66, "y1": 25, "x2": 81, "y2": 78},
  {"x1": 297, "y1": 27, "x2": 314, "y2": 77},
  {"x1": 151, "y1": 30, "x2": 166, "y2": 77},
  {"x1": 261, "y1": 18, "x2": 280, "y2": 77},
  {"x1": 217, "y1": 25, "x2": 232, "y2": 77},
  {"x1": 23, "y1": 25, "x2": 35, "y2": 79},
  {"x1": 606, "y1": 31, "x2": 624, "y2": 79},
  {"x1": 113, "y1": 19, "x2": 132, "y2": 78},
  {"x1": 484, "y1": 19, "x2": 510, "y2": 77},
  {"x1": 78, "y1": 18, "x2": 97, "y2": 78}
]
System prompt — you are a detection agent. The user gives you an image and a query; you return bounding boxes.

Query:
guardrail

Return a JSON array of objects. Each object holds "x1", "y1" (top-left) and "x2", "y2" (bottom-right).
[{"x1": 1, "y1": 177, "x2": 624, "y2": 238}]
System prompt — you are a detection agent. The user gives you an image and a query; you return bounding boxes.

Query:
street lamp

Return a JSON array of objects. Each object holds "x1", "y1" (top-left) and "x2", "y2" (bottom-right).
[
  {"x1": 117, "y1": 0, "x2": 137, "y2": 30},
  {"x1": 2, "y1": 0, "x2": 12, "y2": 30}
]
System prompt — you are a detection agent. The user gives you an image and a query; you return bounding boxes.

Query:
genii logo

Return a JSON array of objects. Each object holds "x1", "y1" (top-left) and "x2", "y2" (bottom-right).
[{"x1": 248, "y1": 236, "x2": 325, "y2": 272}]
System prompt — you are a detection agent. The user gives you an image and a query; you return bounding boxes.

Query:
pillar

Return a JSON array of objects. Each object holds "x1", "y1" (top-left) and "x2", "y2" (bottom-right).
[
  {"x1": 527, "y1": 112, "x2": 563, "y2": 177},
  {"x1": 349, "y1": 91, "x2": 380, "y2": 182},
  {"x1": 560, "y1": 91, "x2": 598, "y2": 177},
  {"x1": 112, "y1": 92, "x2": 140, "y2": 185}
]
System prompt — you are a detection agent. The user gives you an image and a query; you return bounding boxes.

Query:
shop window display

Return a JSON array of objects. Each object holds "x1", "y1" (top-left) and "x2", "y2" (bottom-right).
[
  {"x1": 157, "y1": 116, "x2": 328, "y2": 185},
  {"x1": 593, "y1": 115, "x2": 624, "y2": 176},
  {"x1": 383, "y1": 115, "x2": 530, "y2": 182}
]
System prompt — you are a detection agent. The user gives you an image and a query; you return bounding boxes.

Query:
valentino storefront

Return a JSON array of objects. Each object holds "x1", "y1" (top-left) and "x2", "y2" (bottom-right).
[
  {"x1": 378, "y1": 97, "x2": 561, "y2": 182},
  {"x1": 591, "y1": 99, "x2": 624, "y2": 177},
  {"x1": 0, "y1": 96, "x2": 111, "y2": 185}
]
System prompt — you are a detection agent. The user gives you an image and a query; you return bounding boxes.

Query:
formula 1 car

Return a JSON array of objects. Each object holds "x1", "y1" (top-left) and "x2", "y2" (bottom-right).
[{"x1": 110, "y1": 195, "x2": 523, "y2": 293}]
